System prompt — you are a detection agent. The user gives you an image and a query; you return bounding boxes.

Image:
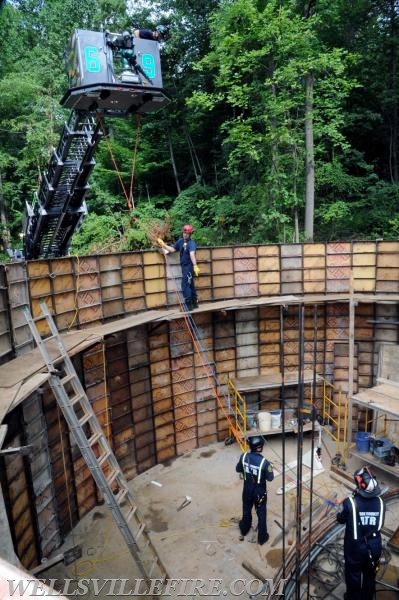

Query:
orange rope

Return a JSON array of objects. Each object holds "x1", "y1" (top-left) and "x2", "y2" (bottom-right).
[
  {"x1": 129, "y1": 114, "x2": 142, "y2": 210},
  {"x1": 163, "y1": 255, "x2": 243, "y2": 444}
]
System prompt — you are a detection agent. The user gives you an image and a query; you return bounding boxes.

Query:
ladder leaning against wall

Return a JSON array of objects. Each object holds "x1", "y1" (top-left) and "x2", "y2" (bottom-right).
[{"x1": 23, "y1": 301, "x2": 168, "y2": 586}]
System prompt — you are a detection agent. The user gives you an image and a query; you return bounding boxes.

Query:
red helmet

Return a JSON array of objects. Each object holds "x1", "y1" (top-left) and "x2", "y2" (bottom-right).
[{"x1": 182, "y1": 224, "x2": 194, "y2": 234}]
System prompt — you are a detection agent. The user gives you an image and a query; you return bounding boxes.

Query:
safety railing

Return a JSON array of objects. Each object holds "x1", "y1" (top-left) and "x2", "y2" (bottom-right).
[
  {"x1": 322, "y1": 379, "x2": 348, "y2": 462},
  {"x1": 226, "y1": 378, "x2": 248, "y2": 452}
]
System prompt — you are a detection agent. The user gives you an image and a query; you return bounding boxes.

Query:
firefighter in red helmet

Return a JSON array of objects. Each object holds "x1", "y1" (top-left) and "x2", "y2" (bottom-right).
[{"x1": 157, "y1": 225, "x2": 200, "y2": 311}]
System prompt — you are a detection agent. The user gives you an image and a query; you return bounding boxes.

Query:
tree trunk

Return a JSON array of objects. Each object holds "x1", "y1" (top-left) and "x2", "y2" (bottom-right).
[
  {"x1": 168, "y1": 128, "x2": 181, "y2": 195},
  {"x1": 0, "y1": 168, "x2": 11, "y2": 252},
  {"x1": 389, "y1": 0, "x2": 399, "y2": 183},
  {"x1": 304, "y1": 72, "x2": 315, "y2": 241}
]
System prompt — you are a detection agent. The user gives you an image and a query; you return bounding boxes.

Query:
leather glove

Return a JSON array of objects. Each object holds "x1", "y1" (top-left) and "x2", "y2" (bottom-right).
[
  {"x1": 157, "y1": 237, "x2": 166, "y2": 248},
  {"x1": 193, "y1": 265, "x2": 200, "y2": 277}
]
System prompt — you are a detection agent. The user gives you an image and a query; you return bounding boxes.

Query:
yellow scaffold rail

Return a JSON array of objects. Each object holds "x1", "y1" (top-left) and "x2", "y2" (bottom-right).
[
  {"x1": 227, "y1": 379, "x2": 248, "y2": 452},
  {"x1": 322, "y1": 379, "x2": 348, "y2": 462}
]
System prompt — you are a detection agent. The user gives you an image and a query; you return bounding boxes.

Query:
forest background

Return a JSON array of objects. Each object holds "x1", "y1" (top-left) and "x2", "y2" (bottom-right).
[{"x1": 1, "y1": 0, "x2": 399, "y2": 257}]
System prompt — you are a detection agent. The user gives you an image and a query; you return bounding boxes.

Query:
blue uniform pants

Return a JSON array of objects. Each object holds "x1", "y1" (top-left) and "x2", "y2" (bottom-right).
[
  {"x1": 181, "y1": 263, "x2": 197, "y2": 304},
  {"x1": 239, "y1": 483, "x2": 268, "y2": 544},
  {"x1": 344, "y1": 537, "x2": 381, "y2": 600}
]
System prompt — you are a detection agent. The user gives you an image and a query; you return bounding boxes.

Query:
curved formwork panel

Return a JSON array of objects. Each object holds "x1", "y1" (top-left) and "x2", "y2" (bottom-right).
[{"x1": 1, "y1": 240, "x2": 399, "y2": 570}]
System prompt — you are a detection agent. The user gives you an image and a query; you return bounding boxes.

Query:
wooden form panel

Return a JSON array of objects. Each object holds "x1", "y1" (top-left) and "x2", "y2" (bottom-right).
[
  {"x1": 326, "y1": 242, "x2": 351, "y2": 293},
  {"x1": 99, "y1": 254, "x2": 124, "y2": 319},
  {"x1": 235, "y1": 308, "x2": 259, "y2": 377},
  {"x1": 352, "y1": 241, "x2": 376, "y2": 293},
  {"x1": 303, "y1": 244, "x2": 326, "y2": 294},
  {"x1": 1, "y1": 413, "x2": 39, "y2": 569},
  {"x1": 5, "y1": 262, "x2": 32, "y2": 356},
  {"x1": 0, "y1": 265, "x2": 13, "y2": 363},
  {"x1": 149, "y1": 323, "x2": 174, "y2": 462},
  {"x1": 121, "y1": 252, "x2": 146, "y2": 313},
  {"x1": 259, "y1": 305, "x2": 280, "y2": 371},
  {"x1": 42, "y1": 386, "x2": 80, "y2": 537},
  {"x1": 333, "y1": 342, "x2": 358, "y2": 396},
  {"x1": 105, "y1": 331, "x2": 136, "y2": 476},
  {"x1": 23, "y1": 394, "x2": 61, "y2": 560},
  {"x1": 233, "y1": 246, "x2": 258, "y2": 298},
  {"x1": 258, "y1": 245, "x2": 280, "y2": 296},
  {"x1": 127, "y1": 326, "x2": 154, "y2": 474},
  {"x1": 376, "y1": 241, "x2": 399, "y2": 293},
  {"x1": 193, "y1": 314, "x2": 214, "y2": 402},
  {"x1": 373, "y1": 304, "x2": 399, "y2": 382},
  {"x1": 143, "y1": 251, "x2": 167, "y2": 309},
  {"x1": 214, "y1": 312, "x2": 236, "y2": 383},
  {"x1": 355, "y1": 304, "x2": 375, "y2": 389},
  {"x1": 196, "y1": 397, "x2": 217, "y2": 446},
  {"x1": 211, "y1": 246, "x2": 234, "y2": 300},
  {"x1": 27, "y1": 256, "x2": 104, "y2": 332},
  {"x1": 169, "y1": 320, "x2": 196, "y2": 455},
  {"x1": 281, "y1": 244, "x2": 303, "y2": 295},
  {"x1": 325, "y1": 303, "x2": 349, "y2": 379},
  {"x1": 196, "y1": 248, "x2": 212, "y2": 302}
]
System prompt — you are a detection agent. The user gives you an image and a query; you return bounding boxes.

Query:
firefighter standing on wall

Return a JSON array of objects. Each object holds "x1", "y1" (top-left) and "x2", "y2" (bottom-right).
[
  {"x1": 337, "y1": 466, "x2": 385, "y2": 600},
  {"x1": 158, "y1": 225, "x2": 200, "y2": 311},
  {"x1": 236, "y1": 435, "x2": 274, "y2": 545}
]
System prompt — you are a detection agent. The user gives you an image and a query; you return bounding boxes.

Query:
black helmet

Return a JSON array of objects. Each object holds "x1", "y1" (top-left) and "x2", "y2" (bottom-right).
[
  {"x1": 354, "y1": 466, "x2": 381, "y2": 498},
  {"x1": 248, "y1": 435, "x2": 264, "y2": 451}
]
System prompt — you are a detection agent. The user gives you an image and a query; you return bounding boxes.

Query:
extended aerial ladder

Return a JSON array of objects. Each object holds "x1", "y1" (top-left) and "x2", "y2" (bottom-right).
[{"x1": 24, "y1": 28, "x2": 169, "y2": 260}]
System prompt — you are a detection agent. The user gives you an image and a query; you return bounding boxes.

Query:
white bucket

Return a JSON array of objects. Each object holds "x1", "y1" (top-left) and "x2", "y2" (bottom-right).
[
  {"x1": 258, "y1": 411, "x2": 272, "y2": 432},
  {"x1": 271, "y1": 410, "x2": 281, "y2": 429}
]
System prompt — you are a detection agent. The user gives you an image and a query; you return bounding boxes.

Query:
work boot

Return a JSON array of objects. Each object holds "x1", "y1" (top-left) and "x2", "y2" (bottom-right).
[{"x1": 258, "y1": 532, "x2": 269, "y2": 545}]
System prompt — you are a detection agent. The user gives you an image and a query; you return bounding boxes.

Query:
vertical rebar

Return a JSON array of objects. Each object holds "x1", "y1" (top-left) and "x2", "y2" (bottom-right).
[{"x1": 294, "y1": 303, "x2": 305, "y2": 600}]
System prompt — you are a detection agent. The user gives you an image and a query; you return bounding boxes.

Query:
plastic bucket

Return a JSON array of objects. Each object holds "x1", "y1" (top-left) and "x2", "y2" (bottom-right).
[
  {"x1": 271, "y1": 410, "x2": 281, "y2": 429},
  {"x1": 355, "y1": 431, "x2": 370, "y2": 452},
  {"x1": 258, "y1": 411, "x2": 272, "y2": 432}
]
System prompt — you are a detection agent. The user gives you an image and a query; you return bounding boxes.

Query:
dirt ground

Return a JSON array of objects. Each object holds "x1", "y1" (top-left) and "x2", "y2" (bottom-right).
[{"x1": 39, "y1": 434, "x2": 399, "y2": 599}]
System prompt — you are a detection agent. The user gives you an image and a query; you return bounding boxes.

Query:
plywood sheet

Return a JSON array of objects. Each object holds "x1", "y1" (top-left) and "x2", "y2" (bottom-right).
[
  {"x1": 352, "y1": 383, "x2": 399, "y2": 417},
  {"x1": 231, "y1": 369, "x2": 321, "y2": 392}
]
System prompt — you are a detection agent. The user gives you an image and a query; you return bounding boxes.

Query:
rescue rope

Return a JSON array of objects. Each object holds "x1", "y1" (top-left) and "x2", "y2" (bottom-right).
[
  {"x1": 95, "y1": 111, "x2": 166, "y2": 247},
  {"x1": 162, "y1": 252, "x2": 243, "y2": 444}
]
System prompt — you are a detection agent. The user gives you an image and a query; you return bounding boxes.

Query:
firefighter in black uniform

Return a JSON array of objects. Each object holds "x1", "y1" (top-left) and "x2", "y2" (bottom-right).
[
  {"x1": 336, "y1": 466, "x2": 385, "y2": 600},
  {"x1": 236, "y1": 435, "x2": 274, "y2": 545}
]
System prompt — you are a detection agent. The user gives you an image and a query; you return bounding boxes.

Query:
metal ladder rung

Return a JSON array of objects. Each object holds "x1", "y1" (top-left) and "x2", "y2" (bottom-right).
[
  {"x1": 68, "y1": 394, "x2": 85, "y2": 406},
  {"x1": 106, "y1": 469, "x2": 120, "y2": 487},
  {"x1": 78, "y1": 412, "x2": 92, "y2": 427},
  {"x1": 43, "y1": 333, "x2": 56, "y2": 340},
  {"x1": 61, "y1": 373, "x2": 76, "y2": 385},
  {"x1": 88, "y1": 431, "x2": 102, "y2": 446},
  {"x1": 148, "y1": 557, "x2": 160, "y2": 578},
  {"x1": 98, "y1": 449, "x2": 112, "y2": 466},
  {"x1": 115, "y1": 486, "x2": 129, "y2": 505},
  {"x1": 124, "y1": 504, "x2": 138, "y2": 523},
  {"x1": 135, "y1": 523, "x2": 146, "y2": 541}
]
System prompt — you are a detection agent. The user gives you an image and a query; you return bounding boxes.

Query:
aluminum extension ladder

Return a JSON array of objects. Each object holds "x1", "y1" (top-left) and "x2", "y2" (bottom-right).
[{"x1": 23, "y1": 302, "x2": 168, "y2": 586}]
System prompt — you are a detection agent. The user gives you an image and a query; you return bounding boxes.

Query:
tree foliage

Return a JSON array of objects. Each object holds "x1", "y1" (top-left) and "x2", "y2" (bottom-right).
[{"x1": 1, "y1": 0, "x2": 399, "y2": 256}]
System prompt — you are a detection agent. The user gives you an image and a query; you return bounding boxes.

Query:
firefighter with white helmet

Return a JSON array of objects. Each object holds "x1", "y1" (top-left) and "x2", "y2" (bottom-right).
[
  {"x1": 235, "y1": 435, "x2": 274, "y2": 545},
  {"x1": 336, "y1": 466, "x2": 385, "y2": 600},
  {"x1": 157, "y1": 224, "x2": 199, "y2": 311}
]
